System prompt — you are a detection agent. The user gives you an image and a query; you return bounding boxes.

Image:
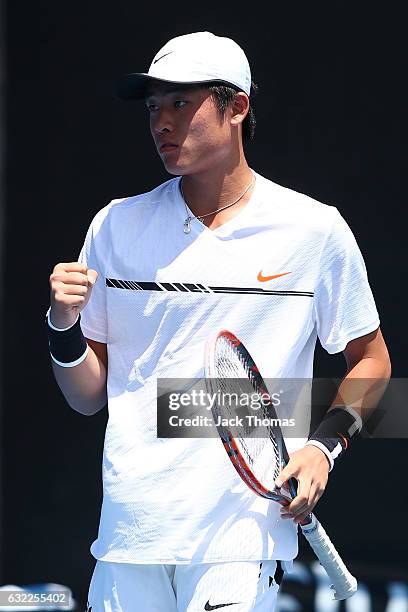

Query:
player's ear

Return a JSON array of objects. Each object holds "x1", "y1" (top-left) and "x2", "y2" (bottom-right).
[{"x1": 230, "y1": 92, "x2": 250, "y2": 127}]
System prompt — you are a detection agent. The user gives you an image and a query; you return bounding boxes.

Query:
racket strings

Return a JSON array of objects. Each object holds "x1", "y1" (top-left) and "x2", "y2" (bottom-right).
[{"x1": 211, "y1": 336, "x2": 282, "y2": 488}]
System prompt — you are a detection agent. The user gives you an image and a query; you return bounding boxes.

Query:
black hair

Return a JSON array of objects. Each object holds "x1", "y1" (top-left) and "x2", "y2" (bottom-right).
[
  {"x1": 208, "y1": 81, "x2": 258, "y2": 141},
  {"x1": 144, "y1": 80, "x2": 258, "y2": 140}
]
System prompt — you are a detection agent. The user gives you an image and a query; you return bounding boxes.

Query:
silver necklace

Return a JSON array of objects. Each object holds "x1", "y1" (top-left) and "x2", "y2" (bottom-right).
[{"x1": 180, "y1": 174, "x2": 256, "y2": 234}]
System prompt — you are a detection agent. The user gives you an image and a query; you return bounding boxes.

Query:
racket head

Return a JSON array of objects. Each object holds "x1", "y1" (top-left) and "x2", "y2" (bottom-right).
[
  {"x1": 205, "y1": 330, "x2": 292, "y2": 503},
  {"x1": 207, "y1": 331, "x2": 357, "y2": 599}
]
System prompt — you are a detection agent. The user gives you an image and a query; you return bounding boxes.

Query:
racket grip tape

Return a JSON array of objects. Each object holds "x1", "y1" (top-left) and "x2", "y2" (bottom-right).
[{"x1": 300, "y1": 514, "x2": 358, "y2": 600}]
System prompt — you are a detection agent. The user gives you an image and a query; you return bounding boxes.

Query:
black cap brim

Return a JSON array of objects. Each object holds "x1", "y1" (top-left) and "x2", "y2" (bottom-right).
[{"x1": 116, "y1": 73, "x2": 161, "y2": 100}]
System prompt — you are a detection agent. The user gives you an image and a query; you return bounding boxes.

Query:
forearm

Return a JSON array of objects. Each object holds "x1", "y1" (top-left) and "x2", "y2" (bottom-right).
[
  {"x1": 307, "y1": 332, "x2": 391, "y2": 470},
  {"x1": 279, "y1": 359, "x2": 390, "y2": 521},
  {"x1": 332, "y1": 353, "x2": 391, "y2": 422},
  {"x1": 48, "y1": 262, "x2": 108, "y2": 415},
  {"x1": 51, "y1": 345, "x2": 107, "y2": 416}
]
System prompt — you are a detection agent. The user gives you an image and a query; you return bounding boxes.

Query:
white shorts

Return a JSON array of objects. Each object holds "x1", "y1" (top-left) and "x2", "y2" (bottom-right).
[{"x1": 86, "y1": 559, "x2": 292, "y2": 612}]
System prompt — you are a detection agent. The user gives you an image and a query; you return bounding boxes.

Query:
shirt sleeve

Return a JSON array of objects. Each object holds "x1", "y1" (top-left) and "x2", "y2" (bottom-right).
[
  {"x1": 77, "y1": 211, "x2": 109, "y2": 344},
  {"x1": 313, "y1": 209, "x2": 380, "y2": 354}
]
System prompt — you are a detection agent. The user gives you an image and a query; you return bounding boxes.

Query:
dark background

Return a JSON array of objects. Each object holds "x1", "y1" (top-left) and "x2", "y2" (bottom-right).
[{"x1": 3, "y1": 1, "x2": 407, "y2": 609}]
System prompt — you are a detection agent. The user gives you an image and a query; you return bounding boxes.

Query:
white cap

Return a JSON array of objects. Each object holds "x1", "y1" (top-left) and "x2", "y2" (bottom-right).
[{"x1": 117, "y1": 32, "x2": 252, "y2": 99}]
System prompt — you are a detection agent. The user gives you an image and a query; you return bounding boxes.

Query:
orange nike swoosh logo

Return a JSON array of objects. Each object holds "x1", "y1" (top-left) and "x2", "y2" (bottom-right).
[{"x1": 257, "y1": 271, "x2": 291, "y2": 282}]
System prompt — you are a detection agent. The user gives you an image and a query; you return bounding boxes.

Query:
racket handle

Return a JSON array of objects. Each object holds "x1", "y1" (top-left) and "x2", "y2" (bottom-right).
[{"x1": 300, "y1": 514, "x2": 358, "y2": 600}]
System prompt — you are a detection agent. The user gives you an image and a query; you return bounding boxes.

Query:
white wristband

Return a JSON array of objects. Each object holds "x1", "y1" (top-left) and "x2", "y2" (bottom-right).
[
  {"x1": 49, "y1": 344, "x2": 89, "y2": 368},
  {"x1": 305, "y1": 440, "x2": 334, "y2": 472},
  {"x1": 46, "y1": 307, "x2": 79, "y2": 331}
]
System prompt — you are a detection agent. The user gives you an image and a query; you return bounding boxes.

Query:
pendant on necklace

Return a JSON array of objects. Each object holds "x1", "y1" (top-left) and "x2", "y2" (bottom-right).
[{"x1": 183, "y1": 217, "x2": 191, "y2": 234}]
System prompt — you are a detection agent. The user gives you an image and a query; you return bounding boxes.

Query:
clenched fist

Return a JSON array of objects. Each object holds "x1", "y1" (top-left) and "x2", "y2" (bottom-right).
[{"x1": 49, "y1": 262, "x2": 98, "y2": 329}]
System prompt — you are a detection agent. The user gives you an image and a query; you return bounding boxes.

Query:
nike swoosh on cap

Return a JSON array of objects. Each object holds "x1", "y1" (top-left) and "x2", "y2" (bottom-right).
[
  {"x1": 257, "y1": 271, "x2": 291, "y2": 282},
  {"x1": 153, "y1": 51, "x2": 174, "y2": 64},
  {"x1": 204, "y1": 601, "x2": 238, "y2": 611}
]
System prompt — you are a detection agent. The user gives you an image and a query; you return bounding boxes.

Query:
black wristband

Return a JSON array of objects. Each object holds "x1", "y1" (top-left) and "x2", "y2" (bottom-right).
[
  {"x1": 311, "y1": 406, "x2": 361, "y2": 440},
  {"x1": 307, "y1": 406, "x2": 362, "y2": 469},
  {"x1": 46, "y1": 312, "x2": 88, "y2": 367}
]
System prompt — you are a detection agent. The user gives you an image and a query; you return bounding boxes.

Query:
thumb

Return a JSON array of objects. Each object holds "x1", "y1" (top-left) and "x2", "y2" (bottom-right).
[
  {"x1": 275, "y1": 465, "x2": 294, "y2": 488},
  {"x1": 87, "y1": 269, "x2": 98, "y2": 286}
]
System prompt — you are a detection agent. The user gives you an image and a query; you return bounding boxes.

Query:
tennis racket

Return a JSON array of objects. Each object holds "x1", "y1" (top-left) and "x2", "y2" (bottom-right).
[{"x1": 204, "y1": 329, "x2": 357, "y2": 601}]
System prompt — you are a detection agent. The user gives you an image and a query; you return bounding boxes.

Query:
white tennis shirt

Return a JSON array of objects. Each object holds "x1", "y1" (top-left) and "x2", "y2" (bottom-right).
[{"x1": 79, "y1": 172, "x2": 379, "y2": 564}]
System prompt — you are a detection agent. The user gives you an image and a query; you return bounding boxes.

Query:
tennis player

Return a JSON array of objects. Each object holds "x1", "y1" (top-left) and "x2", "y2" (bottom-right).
[{"x1": 47, "y1": 32, "x2": 391, "y2": 611}]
